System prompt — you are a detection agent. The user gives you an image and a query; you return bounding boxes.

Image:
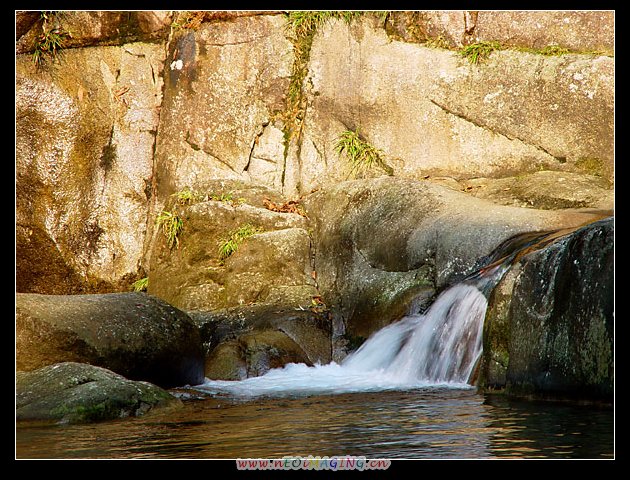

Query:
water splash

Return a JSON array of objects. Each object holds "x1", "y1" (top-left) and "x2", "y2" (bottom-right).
[
  {"x1": 344, "y1": 284, "x2": 487, "y2": 383},
  {"x1": 196, "y1": 283, "x2": 488, "y2": 398}
]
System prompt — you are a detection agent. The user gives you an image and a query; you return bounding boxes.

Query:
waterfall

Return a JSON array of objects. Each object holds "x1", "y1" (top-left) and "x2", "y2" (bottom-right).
[
  {"x1": 196, "y1": 281, "x2": 490, "y2": 398},
  {"x1": 194, "y1": 229, "x2": 574, "y2": 398},
  {"x1": 341, "y1": 284, "x2": 487, "y2": 384}
]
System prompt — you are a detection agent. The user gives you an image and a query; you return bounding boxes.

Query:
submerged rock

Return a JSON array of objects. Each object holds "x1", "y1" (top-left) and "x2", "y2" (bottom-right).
[
  {"x1": 16, "y1": 362, "x2": 181, "y2": 424},
  {"x1": 16, "y1": 292, "x2": 205, "y2": 388},
  {"x1": 479, "y1": 217, "x2": 613, "y2": 402}
]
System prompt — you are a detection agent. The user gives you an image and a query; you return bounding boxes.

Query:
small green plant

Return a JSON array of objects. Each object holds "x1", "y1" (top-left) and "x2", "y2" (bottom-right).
[
  {"x1": 539, "y1": 45, "x2": 570, "y2": 56},
  {"x1": 156, "y1": 210, "x2": 184, "y2": 249},
  {"x1": 172, "y1": 187, "x2": 202, "y2": 206},
  {"x1": 218, "y1": 224, "x2": 263, "y2": 262},
  {"x1": 285, "y1": 11, "x2": 359, "y2": 38},
  {"x1": 131, "y1": 277, "x2": 149, "y2": 292},
  {"x1": 207, "y1": 190, "x2": 246, "y2": 206},
  {"x1": 425, "y1": 35, "x2": 450, "y2": 49},
  {"x1": 459, "y1": 41, "x2": 502, "y2": 64},
  {"x1": 32, "y1": 26, "x2": 70, "y2": 68},
  {"x1": 334, "y1": 129, "x2": 393, "y2": 176},
  {"x1": 209, "y1": 191, "x2": 234, "y2": 202}
]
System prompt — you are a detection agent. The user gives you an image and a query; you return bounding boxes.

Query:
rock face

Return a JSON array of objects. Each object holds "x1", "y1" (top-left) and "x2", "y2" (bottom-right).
[
  {"x1": 289, "y1": 17, "x2": 614, "y2": 197},
  {"x1": 459, "y1": 171, "x2": 614, "y2": 210},
  {"x1": 16, "y1": 362, "x2": 181, "y2": 424},
  {"x1": 16, "y1": 11, "x2": 173, "y2": 54},
  {"x1": 16, "y1": 293, "x2": 205, "y2": 388},
  {"x1": 384, "y1": 11, "x2": 614, "y2": 54},
  {"x1": 16, "y1": 41, "x2": 164, "y2": 294},
  {"x1": 147, "y1": 184, "x2": 315, "y2": 312},
  {"x1": 304, "y1": 177, "x2": 606, "y2": 355},
  {"x1": 479, "y1": 218, "x2": 614, "y2": 401},
  {"x1": 16, "y1": 12, "x2": 614, "y2": 297},
  {"x1": 152, "y1": 14, "x2": 293, "y2": 201}
]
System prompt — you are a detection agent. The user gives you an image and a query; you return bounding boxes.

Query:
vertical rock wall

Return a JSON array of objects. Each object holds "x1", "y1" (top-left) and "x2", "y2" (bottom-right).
[
  {"x1": 16, "y1": 11, "x2": 614, "y2": 297},
  {"x1": 16, "y1": 15, "x2": 166, "y2": 292}
]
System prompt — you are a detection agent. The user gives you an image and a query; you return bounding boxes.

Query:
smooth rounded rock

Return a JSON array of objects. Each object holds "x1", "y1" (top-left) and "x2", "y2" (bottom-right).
[{"x1": 16, "y1": 292, "x2": 205, "y2": 388}]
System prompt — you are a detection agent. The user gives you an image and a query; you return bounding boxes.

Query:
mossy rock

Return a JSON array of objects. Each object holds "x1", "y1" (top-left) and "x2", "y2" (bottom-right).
[{"x1": 16, "y1": 362, "x2": 181, "y2": 424}]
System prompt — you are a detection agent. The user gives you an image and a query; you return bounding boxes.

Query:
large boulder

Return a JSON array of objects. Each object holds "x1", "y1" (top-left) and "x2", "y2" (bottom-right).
[
  {"x1": 303, "y1": 176, "x2": 607, "y2": 355},
  {"x1": 192, "y1": 304, "x2": 331, "y2": 380},
  {"x1": 148, "y1": 189, "x2": 315, "y2": 312},
  {"x1": 204, "y1": 331, "x2": 310, "y2": 381},
  {"x1": 16, "y1": 362, "x2": 181, "y2": 424},
  {"x1": 16, "y1": 42, "x2": 164, "y2": 294},
  {"x1": 479, "y1": 217, "x2": 613, "y2": 401},
  {"x1": 16, "y1": 292, "x2": 205, "y2": 388}
]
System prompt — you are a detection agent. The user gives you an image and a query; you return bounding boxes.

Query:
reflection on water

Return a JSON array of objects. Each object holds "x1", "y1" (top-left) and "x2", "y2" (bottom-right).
[{"x1": 15, "y1": 388, "x2": 613, "y2": 459}]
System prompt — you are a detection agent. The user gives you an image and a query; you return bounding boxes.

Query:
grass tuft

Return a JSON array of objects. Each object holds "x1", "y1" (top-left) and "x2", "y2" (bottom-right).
[
  {"x1": 208, "y1": 190, "x2": 245, "y2": 206},
  {"x1": 218, "y1": 224, "x2": 263, "y2": 262},
  {"x1": 131, "y1": 277, "x2": 149, "y2": 292},
  {"x1": 32, "y1": 24, "x2": 70, "y2": 69},
  {"x1": 156, "y1": 211, "x2": 184, "y2": 249},
  {"x1": 334, "y1": 129, "x2": 393, "y2": 176},
  {"x1": 459, "y1": 41, "x2": 502, "y2": 64},
  {"x1": 538, "y1": 45, "x2": 570, "y2": 56},
  {"x1": 172, "y1": 187, "x2": 203, "y2": 206}
]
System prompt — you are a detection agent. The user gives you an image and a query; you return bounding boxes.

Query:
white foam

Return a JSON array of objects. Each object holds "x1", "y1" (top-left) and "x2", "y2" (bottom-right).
[{"x1": 196, "y1": 284, "x2": 487, "y2": 398}]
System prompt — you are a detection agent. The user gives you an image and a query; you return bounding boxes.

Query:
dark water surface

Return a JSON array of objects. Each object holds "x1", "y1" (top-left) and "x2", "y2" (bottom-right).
[{"x1": 15, "y1": 388, "x2": 614, "y2": 459}]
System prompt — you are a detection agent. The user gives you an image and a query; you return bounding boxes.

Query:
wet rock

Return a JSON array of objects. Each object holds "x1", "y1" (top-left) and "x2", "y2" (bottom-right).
[
  {"x1": 478, "y1": 263, "x2": 522, "y2": 390},
  {"x1": 304, "y1": 176, "x2": 606, "y2": 346},
  {"x1": 192, "y1": 304, "x2": 331, "y2": 380},
  {"x1": 204, "y1": 330, "x2": 310, "y2": 381},
  {"x1": 16, "y1": 293, "x2": 205, "y2": 388},
  {"x1": 16, "y1": 362, "x2": 181, "y2": 424},
  {"x1": 192, "y1": 305, "x2": 330, "y2": 362},
  {"x1": 480, "y1": 217, "x2": 613, "y2": 402}
]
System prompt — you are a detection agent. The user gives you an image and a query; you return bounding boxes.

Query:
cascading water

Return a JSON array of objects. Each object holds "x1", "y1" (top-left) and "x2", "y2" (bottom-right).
[
  {"x1": 342, "y1": 284, "x2": 487, "y2": 384},
  {"x1": 196, "y1": 280, "x2": 492, "y2": 398},
  {"x1": 195, "y1": 229, "x2": 571, "y2": 398}
]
